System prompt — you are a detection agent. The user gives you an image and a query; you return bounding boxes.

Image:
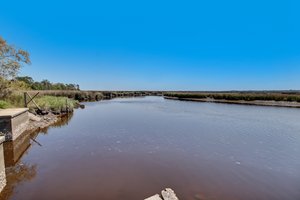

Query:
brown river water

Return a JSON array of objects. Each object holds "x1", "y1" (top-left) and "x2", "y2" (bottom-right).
[{"x1": 0, "y1": 96, "x2": 300, "y2": 200}]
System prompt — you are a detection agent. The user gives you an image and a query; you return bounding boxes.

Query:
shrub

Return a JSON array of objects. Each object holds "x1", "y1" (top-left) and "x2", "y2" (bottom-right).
[{"x1": 0, "y1": 100, "x2": 11, "y2": 109}]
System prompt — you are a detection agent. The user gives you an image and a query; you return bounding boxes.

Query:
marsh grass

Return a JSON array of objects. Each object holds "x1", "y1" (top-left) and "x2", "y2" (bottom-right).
[
  {"x1": 1, "y1": 93, "x2": 78, "y2": 112},
  {"x1": 33, "y1": 96, "x2": 78, "y2": 112},
  {"x1": 165, "y1": 92, "x2": 300, "y2": 102}
]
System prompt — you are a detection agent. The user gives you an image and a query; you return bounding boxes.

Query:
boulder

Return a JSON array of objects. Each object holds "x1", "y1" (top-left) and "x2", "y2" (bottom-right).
[{"x1": 161, "y1": 188, "x2": 179, "y2": 200}]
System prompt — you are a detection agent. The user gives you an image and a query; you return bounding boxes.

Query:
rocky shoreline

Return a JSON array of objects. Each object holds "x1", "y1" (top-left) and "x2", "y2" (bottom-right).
[{"x1": 26, "y1": 112, "x2": 63, "y2": 133}]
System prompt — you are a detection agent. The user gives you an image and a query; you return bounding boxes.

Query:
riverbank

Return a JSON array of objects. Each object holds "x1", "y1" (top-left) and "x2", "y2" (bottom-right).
[
  {"x1": 4, "y1": 90, "x2": 300, "y2": 142},
  {"x1": 25, "y1": 90, "x2": 163, "y2": 101},
  {"x1": 23, "y1": 92, "x2": 159, "y2": 132},
  {"x1": 164, "y1": 96, "x2": 300, "y2": 108},
  {"x1": 23, "y1": 91, "x2": 300, "y2": 137},
  {"x1": 26, "y1": 112, "x2": 61, "y2": 133},
  {"x1": 1, "y1": 91, "x2": 158, "y2": 143}
]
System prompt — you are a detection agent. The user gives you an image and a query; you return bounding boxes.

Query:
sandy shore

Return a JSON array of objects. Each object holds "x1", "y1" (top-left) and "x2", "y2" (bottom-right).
[{"x1": 164, "y1": 96, "x2": 300, "y2": 108}]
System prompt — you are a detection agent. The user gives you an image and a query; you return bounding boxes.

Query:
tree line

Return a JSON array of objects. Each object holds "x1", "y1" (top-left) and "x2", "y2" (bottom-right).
[{"x1": 15, "y1": 76, "x2": 79, "y2": 90}]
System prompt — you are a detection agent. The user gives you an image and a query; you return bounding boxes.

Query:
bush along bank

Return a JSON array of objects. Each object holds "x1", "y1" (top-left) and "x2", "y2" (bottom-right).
[
  {"x1": 25, "y1": 90, "x2": 104, "y2": 102},
  {"x1": 24, "y1": 91, "x2": 160, "y2": 115},
  {"x1": 25, "y1": 90, "x2": 163, "y2": 102}
]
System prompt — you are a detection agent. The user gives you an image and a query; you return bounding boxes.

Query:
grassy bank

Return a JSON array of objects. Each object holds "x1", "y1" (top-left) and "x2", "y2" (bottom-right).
[
  {"x1": 1, "y1": 90, "x2": 104, "y2": 109},
  {"x1": 164, "y1": 92, "x2": 300, "y2": 102},
  {"x1": 1, "y1": 90, "x2": 162, "y2": 111},
  {"x1": 33, "y1": 96, "x2": 78, "y2": 113},
  {"x1": 26, "y1": 90, "x2": 162, "y2": 101},
  {"x1": 0, "y1": 94, "x2": 77, "y2": 113},
  {"x1": 26, "y1": 90, "x2": 104, "y2": 101}
]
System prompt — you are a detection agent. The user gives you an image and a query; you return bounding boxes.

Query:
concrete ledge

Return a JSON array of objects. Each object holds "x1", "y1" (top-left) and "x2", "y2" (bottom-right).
[{"x1": 0, "y1": 108, "x2": 29, "y2": 118}]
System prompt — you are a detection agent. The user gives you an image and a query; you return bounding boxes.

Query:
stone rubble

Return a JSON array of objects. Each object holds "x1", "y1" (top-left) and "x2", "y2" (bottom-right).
[
  {"x1": 26, "y1": 112, "x2": 59, "y2": 131},
  {"x1": 145, "y1": 188, "x2": 179, "y2": 200}
]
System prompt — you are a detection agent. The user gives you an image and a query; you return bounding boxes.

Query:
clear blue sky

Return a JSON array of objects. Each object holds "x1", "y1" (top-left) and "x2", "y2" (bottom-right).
[{"x1": 1, "y1": 0, "x2": 299, "y2": 90}]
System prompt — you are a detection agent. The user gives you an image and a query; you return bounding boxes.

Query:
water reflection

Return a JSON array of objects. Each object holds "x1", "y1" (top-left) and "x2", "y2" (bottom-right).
[
  {"x1": 0, "y1": 163, "x2": 37, "y2": 200},
  {"x1": 3, "y1": 130, "x2": 38, "y2": 168},
  {"x1": 0, "y1": 114, "x2": 73, "y2": 200},
  {"x1": 39, "y1": 113, "x2": 74, "y2": 135}
]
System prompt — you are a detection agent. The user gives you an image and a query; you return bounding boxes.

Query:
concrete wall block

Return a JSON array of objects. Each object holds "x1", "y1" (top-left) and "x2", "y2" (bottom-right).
[
  {"x1": 0, "y1": 142, "x2": 6, "y2": 193},
  {"x1": 0, "y1": 109, "x2": 29, "y2": 141}
]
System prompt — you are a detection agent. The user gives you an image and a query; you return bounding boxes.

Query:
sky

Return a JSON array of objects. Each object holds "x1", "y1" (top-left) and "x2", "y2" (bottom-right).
[{"x1": 0, "y1": 0, "x2": 299, "y2": 90}]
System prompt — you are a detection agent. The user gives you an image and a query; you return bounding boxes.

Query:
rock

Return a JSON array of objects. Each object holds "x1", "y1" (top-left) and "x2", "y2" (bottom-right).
[
  {"x1": 28, "y1": 113, "x2": 41, "y2": 122},
  {"x1": 161, "y1": 188, "x2": 179, "y2": 200},
  {"x1": 145, "y1": 194, "x2": 163, "y2": 200},
  {"x1": 36, "y1": 109, "x2": 48, "y2": 115},
  {"x1": 43, "y1": 117, "x2": 51, "y2": 121},
  {"x1": 145, "y1": 188, "x2": 179, "y2": 200}
]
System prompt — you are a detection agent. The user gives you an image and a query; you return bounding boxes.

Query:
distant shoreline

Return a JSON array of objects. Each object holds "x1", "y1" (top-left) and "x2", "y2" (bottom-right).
[{"x1": 164, "y1": 96, "x2": 300, "y2": 108}]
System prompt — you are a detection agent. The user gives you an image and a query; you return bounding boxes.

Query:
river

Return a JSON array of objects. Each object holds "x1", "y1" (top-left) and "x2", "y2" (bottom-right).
[{"x1": 1, "y1": 96, "x2": 300, "y2": 200}]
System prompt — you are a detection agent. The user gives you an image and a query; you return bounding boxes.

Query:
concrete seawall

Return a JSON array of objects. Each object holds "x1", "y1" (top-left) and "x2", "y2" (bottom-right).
[
  {"x1": 0, "y1": 108, "x2": 29, "y2": 141},
  {"x1": 0, "y1": 109, "x2": 30, "y2": 194},
  {"x1": 0, "y1": 136, "x2": 6, "y2": 193}
]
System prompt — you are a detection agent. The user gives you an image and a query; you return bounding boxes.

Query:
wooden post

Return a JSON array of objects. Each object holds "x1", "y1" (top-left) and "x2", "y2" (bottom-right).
[
  {"x1": 24, "y1": 92, "x2": 27, "y2": 107},
  {"x1": 66, "y1": 98, "x2": 69, "y2": 113},
  {"x1": 26, "y1": 93, "x2": 41, "y2": 111},
  {"x1": 23, "y1": 92, "x2": 41, "y2": 112},
  {"x1": 26, "y1": 92, "x2": 39, "y2": 105}
]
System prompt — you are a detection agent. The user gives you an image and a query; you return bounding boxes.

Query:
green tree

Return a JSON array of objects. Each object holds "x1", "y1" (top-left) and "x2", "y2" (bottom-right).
[
  {"x1": 16, "y1": 76, "x2": 34, "y2": 86},
  {"x1": 0, "y1": 36, "x2": 30, "y2": 79},
  {"x1": 41, "y1": 79, "x2": 51, "y2": 90},
  {"x1": 0, "y1": 36, "x2": 30, "y2": 98}
]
